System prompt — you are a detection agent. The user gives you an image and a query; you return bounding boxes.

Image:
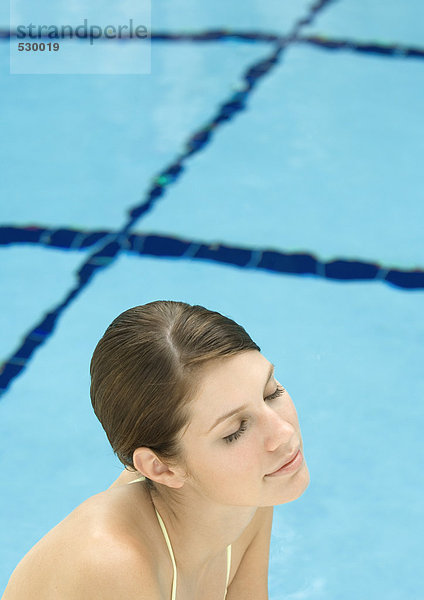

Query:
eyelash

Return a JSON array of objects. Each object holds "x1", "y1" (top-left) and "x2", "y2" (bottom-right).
[{"x1": 223, "y1": 385, "x2": 286, "y2": 444}]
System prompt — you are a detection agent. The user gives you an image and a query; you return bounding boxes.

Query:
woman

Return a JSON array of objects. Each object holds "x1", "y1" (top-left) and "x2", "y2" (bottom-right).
[{"x1": 3, "y1": 300, "x2": 310, "y2": 600}]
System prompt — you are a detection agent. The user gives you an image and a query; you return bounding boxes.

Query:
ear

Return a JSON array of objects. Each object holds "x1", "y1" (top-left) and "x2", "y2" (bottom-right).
[{"x1": 132, "y1": 447, "x2": 185, "y2": 489}]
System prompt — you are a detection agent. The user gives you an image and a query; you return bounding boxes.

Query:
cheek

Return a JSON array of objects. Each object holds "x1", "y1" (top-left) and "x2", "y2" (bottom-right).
[
  {"x1": 199, "y1": 442, "x2": 257, "y2": 482},
  {"x1": 223, "y1": 439, "x2": 262, "y2": 475}
]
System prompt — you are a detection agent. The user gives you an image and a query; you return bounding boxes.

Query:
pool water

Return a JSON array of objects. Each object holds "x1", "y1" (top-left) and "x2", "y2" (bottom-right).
[{"x1": 1, "y1": 1, "x2": 423, "y2": 598}]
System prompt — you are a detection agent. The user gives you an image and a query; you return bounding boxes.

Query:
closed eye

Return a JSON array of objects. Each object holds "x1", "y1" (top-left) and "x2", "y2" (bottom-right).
[
  {"x1": 265, "y1": 385, "x2": 285, "y2": 402},
  {"x1": 223, "y1": 385, "x2": 286, "y2": 444}
]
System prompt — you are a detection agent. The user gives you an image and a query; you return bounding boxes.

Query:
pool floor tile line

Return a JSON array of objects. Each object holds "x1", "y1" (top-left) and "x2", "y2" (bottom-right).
[
  {"x1": 124, "y1": 2, "x2": 336, "y2": 231},
  {"x1": 296, "y1": 35, "x2": 424, "y2": 60},
  {"x1": 0, "y1": 1, "x2": 332, "y2": 398},
  {"x1": 1, "y1": 27, "x2": 423, "y2": 61},
  {"x1": 1, "y1": 224, "x2": 423, "y2": 290}
]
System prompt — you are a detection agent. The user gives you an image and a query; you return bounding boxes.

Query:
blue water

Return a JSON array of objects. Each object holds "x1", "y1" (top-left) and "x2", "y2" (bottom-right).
[{"x1": 1, "y1": 1, "x2": 423, "y2": 598}]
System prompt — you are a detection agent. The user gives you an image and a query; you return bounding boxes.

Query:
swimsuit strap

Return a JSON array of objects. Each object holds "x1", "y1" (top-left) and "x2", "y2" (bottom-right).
[
  {"x1": 226, "y1": 544, "x2": 232, "y2": 589},
  {"x1": 128, "y1": 476, "x2": 231, "y2": 599},
  {"x1": 127, "y1": 475, "x2": 146, "y2": 484},
  {"x1": 154, "y1": 507, "x2": 178, "y2": 600},
  {"x1": 127, "y1": 477, "x2": 177, "y2": 599},
  {"x1": 155, "y1": 508, "x2": 231, "y2": 600}
]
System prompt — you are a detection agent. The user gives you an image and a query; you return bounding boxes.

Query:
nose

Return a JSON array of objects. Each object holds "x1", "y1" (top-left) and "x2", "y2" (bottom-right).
[{"x1": 263, "y1": 405, "x2": 296, "y2": 452}]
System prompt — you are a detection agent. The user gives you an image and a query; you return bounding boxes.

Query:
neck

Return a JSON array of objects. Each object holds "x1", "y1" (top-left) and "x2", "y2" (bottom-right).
[{"x1": 147, "y1": 484, "x2": 257, "y2": 576}]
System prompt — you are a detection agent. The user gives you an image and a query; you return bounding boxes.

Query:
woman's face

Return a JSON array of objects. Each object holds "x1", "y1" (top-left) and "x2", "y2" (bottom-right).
[{"x1": 179, "y1": 350, "x2": 310, "y2": 506}]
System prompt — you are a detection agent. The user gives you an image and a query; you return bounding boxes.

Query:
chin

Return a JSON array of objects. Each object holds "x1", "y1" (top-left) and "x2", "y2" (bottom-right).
[{"x1": 271, "y1": 462, "x2": 310, "y2": 506}]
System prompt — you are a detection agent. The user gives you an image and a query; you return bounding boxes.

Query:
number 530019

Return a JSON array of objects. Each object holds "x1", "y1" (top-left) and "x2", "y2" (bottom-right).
[{"x1": 18, "y1": 42, "x2": 60, "y2": 51}]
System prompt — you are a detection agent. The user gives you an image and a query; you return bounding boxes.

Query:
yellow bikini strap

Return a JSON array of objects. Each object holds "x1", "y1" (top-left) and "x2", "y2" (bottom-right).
[
  {"x1": 226, "y1": 544, "x2": 232, "y2": 588},
  {"x1": 154, "y1": 507, "x2": 178, "y2": 600}
]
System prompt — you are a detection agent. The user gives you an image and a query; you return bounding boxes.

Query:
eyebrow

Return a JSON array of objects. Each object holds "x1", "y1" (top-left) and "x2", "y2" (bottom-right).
[{"x1": 207, "y1": 363, "x2": 275, "y2": 433}]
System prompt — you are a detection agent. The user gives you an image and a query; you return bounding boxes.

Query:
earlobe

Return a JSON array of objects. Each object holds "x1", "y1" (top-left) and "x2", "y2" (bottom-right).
[{"x1": 132, "y1": 447, "x2": 185, "y2": 489}]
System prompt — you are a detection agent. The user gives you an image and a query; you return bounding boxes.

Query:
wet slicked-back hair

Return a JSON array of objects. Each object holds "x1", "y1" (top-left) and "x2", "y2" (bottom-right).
[{"x1": 90, "y1": 300, "x2": 260, "y2": 491}]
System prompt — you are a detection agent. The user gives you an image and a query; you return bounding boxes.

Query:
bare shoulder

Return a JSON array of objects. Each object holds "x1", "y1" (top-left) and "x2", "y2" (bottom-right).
[
  {"x1": 2, "y1": 489, "x2": 161, "y2": 600},
  {"x1": 64, "y1": 524, "x2": 161, "y2": 600},
  {"x1": 73, "y1": 491, "x2": 162, "y2": 599}
]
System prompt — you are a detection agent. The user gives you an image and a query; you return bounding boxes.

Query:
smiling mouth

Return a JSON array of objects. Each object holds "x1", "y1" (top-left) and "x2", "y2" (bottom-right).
[{"x1": 266, "y1": 448, "x2": 301, "y2": 476}]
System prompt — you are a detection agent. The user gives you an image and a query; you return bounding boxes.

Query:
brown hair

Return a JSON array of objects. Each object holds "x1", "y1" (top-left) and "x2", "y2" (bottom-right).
[{"x1": 90, "y1": 300, "x2": 260, "y2": 492}]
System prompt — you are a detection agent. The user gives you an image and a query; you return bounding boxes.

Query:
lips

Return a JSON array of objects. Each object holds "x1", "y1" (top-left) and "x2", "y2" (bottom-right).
[{"x1": 267, "y1": 448, "x2": 300, "y2": 475}]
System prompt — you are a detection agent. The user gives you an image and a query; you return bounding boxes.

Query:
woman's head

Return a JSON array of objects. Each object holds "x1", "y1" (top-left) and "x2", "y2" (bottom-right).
[
  {"x1": 90, "y1": 300, "x2": 261, "y2": 493},
  {"x1": 91, "y1": 300, "x2": 309, "y2": 506}
]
